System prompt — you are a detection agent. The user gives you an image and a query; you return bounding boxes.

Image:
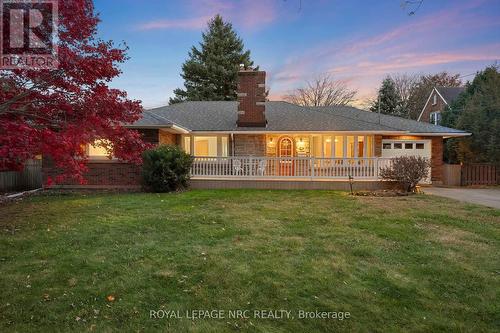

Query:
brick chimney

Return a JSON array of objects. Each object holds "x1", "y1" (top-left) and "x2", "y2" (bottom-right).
[{"x1": 236, "y1": 68, "x2": 267, "y2": 127}]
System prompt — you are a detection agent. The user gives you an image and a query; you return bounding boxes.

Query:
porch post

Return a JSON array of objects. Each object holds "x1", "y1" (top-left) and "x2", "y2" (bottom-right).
[
  {"x1": 190, "y1": 135, "x2": 194, "y2": 156},
  {"x1": 311, "y1": 157, "x2": 315, "y2": 179}
]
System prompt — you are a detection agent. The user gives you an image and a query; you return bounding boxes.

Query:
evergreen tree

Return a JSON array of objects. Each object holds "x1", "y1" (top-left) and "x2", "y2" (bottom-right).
[
  {"x1": 170, "y1": 15, "x2": 254, "y2": 104},
  {"x1": 370, "y1": 77, "x2": 403, "y2": 116},
  {"x1": 442, "y1": 65, "x2": 500, "y2": 163}
]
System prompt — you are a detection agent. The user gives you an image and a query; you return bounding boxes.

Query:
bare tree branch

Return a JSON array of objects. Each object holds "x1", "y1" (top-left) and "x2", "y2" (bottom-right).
[{"x1": 284, "y1": 74, "x2": 357, "y2": 107}]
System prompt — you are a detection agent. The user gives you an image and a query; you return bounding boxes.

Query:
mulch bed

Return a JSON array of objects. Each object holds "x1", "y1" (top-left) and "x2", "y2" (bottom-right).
[{"x1": 352, "y1": 190, "x2": 413, "y2": 197}]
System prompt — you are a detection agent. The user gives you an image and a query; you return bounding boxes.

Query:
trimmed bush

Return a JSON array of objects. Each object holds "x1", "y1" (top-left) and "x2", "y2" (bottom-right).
[
  {"x1": 142, "y1": 145, "x2": 193, "y2": 192},
  {"x1": 380, "y1": 156, "x2": 430, "y2": 192}
]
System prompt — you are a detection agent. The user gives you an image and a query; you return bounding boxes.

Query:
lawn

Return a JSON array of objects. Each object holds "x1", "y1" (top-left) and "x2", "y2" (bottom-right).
[{"x1": 0, "y1": 190, "x2": 499, "y2": 332}]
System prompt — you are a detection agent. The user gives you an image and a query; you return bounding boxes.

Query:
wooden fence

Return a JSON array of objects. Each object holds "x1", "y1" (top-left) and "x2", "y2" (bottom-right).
[
  {"x1": 461, "y1": 164, "x2": 499, "y2": 186},
  {"x1": 0, "y1": 159, "x2": 42, "y2": 192},
  {"x1": 442, "y1": 164, "x2": 462, "y2": 186}
]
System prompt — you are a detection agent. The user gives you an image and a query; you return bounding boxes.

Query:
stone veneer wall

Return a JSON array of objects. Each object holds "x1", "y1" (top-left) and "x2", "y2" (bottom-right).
[{"x1": 233, "y1": 134, "x2": 266, "y2": 156}]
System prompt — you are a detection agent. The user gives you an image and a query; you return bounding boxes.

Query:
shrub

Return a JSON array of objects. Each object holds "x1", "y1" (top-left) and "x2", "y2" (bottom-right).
[
  {"x1": 142, "y1": 145, "x2": 193, "y2": 192},
  {"x1": 379, "y1": 156, "x2": 430, "y2": 192}
]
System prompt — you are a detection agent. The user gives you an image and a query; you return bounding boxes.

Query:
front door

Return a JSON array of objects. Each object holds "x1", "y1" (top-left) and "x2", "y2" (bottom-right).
[{"x1": 279, "y1": 137, "x2": 294, "y2": 176}]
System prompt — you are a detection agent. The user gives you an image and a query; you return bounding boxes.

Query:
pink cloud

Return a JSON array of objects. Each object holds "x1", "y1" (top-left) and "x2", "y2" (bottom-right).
[
  {"x1": 137, "y1": 16, "x2": 212, "y2": 31},
  {"x1": 269, "y1": 1, "x2": 500, "y2": 101},
  {"x1": 137, "y1": 0, "x2": 277, "y2": 31}
]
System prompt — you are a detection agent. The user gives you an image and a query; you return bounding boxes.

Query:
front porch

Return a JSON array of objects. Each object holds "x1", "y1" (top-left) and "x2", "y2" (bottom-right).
[{"x1": 191, "y1": 156, "x2": 393, "y2": 181}]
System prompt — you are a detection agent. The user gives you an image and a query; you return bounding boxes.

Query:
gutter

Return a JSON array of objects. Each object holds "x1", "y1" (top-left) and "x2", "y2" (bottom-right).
[{"x1": 407, "y1": 132, "x2": 471, "y2": 138}]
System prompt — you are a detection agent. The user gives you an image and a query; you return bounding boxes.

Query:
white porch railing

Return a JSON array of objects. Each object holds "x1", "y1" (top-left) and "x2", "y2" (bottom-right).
[{"x1": 191, "y1": 156, "x2": 393, "y2": 180}]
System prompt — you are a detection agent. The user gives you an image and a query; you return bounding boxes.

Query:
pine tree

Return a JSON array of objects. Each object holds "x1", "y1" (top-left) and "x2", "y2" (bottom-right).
[
  {"x1": 370, "y1": 77, "x2": 403, "y2": 116},
  {"x1": 442, "y1": 65, "x2": 500, "y2": 163},
  {"x1": 170, "y1": 15, "x2": 254, "y2": 104}
]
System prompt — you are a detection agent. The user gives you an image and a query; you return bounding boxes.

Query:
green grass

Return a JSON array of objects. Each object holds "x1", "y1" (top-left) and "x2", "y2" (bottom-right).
[{"x1": 0, "y1": 190, "x2": 499, "y2": 332}]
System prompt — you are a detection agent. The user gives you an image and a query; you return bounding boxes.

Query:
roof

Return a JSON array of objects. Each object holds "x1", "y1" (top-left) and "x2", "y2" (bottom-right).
[
  {"x1": 314, "y1": 105, "x2": 466, "y2": 134},
  {"x1": 129, "y1": 101, "x2": 468, "y2": 136},
  {"x1": 435, "y1": 86, "x2": 465, "y2": 104},
  {"x1": 129, "y1": 110, "x2": 174, "y2": 127}
]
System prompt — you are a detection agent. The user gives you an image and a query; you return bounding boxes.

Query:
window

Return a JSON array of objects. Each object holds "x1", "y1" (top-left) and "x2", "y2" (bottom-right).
[
  {"x1": 347, "y1": 136, "x2": 355, "y2": 158},
  {"x1": 416, "y1": 143, "x2": 425, "y2": 150},
  {"x1": 323, "y1": 136, "x2": 332, "y2": 158},
  {"x1": 394, "y1": 143, "x2": 402, "y2": 149},
  {"x1": 221, "y1": 137, "x2": 228, "y2": 157},
  {"x1": 88, "y1": 139, "x2": 112, "y2": 159},
  {"x1": 430, "y1": 111, "x2": 441, "y2": 125},
  {"x1": 357, "y1": 136, "x2": 364, "y2": 157},
  {"x1": 312, "y1": 136, "x2": 322, "y2": 158},
  {"x1": 334, "y1": 136, "x2": 344, "y2": 158},
  {"x1": 365, "y1": 136, "x2": 374, "y2": 157},
  {"x1": 194, "y1": 136, "x2": 218, "y2": 156},
  {"x1": 405, "y1": 143, "x2": 413, "y2": 149},
  {"x1": 183, "y1": 136, "x2": 191, "y2": 154},
  {"x1": 432, "y1": 94, "x2": 437, "y2": 105},
  {"x1": 383, "y1": 143, "x2": 391, "y2": 149}
]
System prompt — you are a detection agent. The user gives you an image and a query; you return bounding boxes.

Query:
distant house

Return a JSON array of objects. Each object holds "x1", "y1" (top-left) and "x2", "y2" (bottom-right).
[
  {"x1": 44, "y1": 69, "x2": 469, "y2": 190},
  {"x1": 418, "y1": 86, "x2": 465, "y2": 125}
]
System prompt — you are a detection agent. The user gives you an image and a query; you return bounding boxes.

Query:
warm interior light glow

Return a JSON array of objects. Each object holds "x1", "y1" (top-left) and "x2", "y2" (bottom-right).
[
  {"x1": 88, "y1": 139, "x2": 112, "y2": 158},
  {"x1": 326, "y1": 138, "x2": 331, "y2": 143}
]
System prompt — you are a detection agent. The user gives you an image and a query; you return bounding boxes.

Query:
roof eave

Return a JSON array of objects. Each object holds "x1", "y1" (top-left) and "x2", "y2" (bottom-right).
[{"x1": 407, "y1": 132, "x2": 471, "y2": 138}]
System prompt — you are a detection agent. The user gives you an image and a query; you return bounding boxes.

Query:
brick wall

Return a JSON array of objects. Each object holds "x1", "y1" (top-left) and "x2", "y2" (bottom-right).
[
  {"x1": 237, "y1": 70, "x2": 266, "y2": 127},
  {"x1": 233, "y1": 134, "x2": 266, "y2": 156},
  {"x1": 159, "y1": 131, "x2": 177, "y2": 145},
  {"x1": 420, "y1": 90, "x2": 446, "y2": 123},
  {"x1": 430, "y1": 137, "x2": 444, "y2": 183},
  {"x1": 139, "y1": 129, "x2": 159, "y2": 144},
  {"x1": 374, "y1": 135, "x2": 382, "y2": 157},
  {"x1": 43, "y1": 128, "x2": 161, "y2": 188},
  {"x1": 43, "y1": 159, "x2": 141, "y2": 188}
]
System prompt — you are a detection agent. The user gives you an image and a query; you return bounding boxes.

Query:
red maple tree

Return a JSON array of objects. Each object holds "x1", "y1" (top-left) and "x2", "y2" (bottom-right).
[{"x1": 0, "y1": 0, "x2": 148, "y2": 184}]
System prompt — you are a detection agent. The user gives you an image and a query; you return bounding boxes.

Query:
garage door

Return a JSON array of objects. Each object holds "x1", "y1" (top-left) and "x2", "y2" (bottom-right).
[{"x1": 381, "y1": 139, "x2": 432, "y2": 183}]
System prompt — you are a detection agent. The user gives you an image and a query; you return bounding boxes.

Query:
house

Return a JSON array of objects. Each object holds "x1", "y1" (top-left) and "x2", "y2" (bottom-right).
[
  {"x1": 43, "y1": 69, "x2": 469, "y2": 190},
  {"x1": 418, "y1": 86, "x2": 465, "y2": 125}
]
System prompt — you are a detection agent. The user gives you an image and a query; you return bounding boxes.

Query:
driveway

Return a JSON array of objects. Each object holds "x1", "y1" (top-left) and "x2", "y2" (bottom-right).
[{"x1": 424, "y1": 187, "x2": 500, "y2": 209}]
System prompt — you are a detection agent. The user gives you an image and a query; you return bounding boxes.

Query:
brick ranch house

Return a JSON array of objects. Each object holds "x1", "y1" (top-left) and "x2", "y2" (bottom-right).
[
  {"x1": 418, "y1": 86, "x2": 465, "y2": 125},
  {"x1": 44, "y1": 69, "x2": 470, "y2": 190}
]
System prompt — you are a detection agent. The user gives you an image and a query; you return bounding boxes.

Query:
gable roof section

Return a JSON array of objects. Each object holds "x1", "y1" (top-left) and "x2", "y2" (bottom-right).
[
  {"x1": 417, "y1": 86, "x2": 466, "y2": 121},
  {"x1": 129, "y1": 101, "x2": 468, "y2": 136},
  {"x1": 436, "y1": 86, "x2": 465, "y2": 104}
]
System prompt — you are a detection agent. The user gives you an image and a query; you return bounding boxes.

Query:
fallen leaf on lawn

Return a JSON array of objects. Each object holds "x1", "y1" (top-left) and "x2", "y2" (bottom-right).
[
  {"x1": 68, "y1": 278, "x2": 77, "y2": 287},
  {"x1": 106, "y1": 295, "x2": 115, "y2": 302}
]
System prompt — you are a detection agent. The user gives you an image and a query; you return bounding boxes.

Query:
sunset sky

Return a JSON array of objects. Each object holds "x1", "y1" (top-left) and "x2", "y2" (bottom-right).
[{"x1": 94, "y1": 0, "x2": 500, "y2": 108}]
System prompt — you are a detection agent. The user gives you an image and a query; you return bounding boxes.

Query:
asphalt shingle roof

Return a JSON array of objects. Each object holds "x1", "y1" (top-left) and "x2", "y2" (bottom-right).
[
  {"x1": 131, "y1": 101, "x2": 467, "y2": 135},
  {"x1": 436, "y1": 87, "x2": 465, "y2": 104},
  {"x1": 314, "y1": 105, "x2": 466, "y2": 134}
]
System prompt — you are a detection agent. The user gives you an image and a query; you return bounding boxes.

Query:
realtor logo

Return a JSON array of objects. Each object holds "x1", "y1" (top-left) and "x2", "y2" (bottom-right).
[{"x1": 0, "y1": 0, "x2": 58, "y2": 69}]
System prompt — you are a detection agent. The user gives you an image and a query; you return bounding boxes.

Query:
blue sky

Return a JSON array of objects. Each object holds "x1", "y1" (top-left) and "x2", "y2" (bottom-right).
[{"x1": 94, "y1": 0, "x2": 500, "y2": 108}]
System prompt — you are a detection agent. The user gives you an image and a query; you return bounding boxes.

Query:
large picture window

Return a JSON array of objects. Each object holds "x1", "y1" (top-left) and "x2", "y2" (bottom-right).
[
  {"x1": 186, "y1": 135, "x2": 229, "y2": 157},
  {"x1": 194, "y1": 136, "x2": 218, "y2": 156},
  {"x1": 88, "y1": 139, "x2": 113, "y2": 159}
]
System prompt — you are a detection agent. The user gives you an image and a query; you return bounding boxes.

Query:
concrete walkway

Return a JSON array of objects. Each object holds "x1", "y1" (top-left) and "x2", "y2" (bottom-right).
[{"x1": 424, "y1": 187, "x2": 500, "y2": 209}]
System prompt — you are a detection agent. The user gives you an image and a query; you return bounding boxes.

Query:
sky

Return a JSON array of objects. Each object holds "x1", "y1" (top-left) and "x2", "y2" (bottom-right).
[{"x1": 94, "y1": 0, "x2": 500, "y2": 109}]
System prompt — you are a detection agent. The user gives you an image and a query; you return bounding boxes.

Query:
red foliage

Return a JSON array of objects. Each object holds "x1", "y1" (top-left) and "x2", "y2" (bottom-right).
[{"x1": 0, "y1": 0, "x2": 149, "y2": 184}]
